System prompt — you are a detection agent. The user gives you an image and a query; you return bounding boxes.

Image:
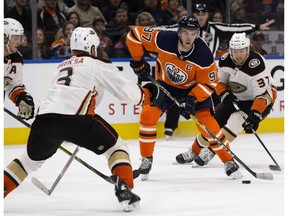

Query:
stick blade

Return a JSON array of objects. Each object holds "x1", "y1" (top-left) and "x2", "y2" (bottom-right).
[
  {"x1": 269, "y1": 165, "x2": 281, "y2": 171},
  {"x1": 255, "y1": 172, "x2": 274, "y2": 181},
  {"x1": 31, "y1": 177, "x2": 51, "y2": 195}
]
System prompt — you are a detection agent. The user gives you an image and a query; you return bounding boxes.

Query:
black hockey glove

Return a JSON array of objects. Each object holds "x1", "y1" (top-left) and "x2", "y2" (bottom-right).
[
  {"x1": 220, "y1": 90, "x2": 239, "y2": 105},
  {"x1": 180, "y1": 96, "x2": 197, "y2": 120},
  {"x1": 242, "y1": 110, "x2": 262, "y2": 133},
  {"x1": 143, "y1": 83, "x2": 164, "y2": 106},
  {"x1": 15, "y1": 92, "x2": 35, "y2": 120},
  {"x1": 130, "y1": 59, "x2": 151, "y2": 79}
]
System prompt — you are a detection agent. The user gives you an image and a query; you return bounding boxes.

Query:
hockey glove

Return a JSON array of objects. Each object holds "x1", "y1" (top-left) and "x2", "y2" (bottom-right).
[
  {"x1": 16, "y1": 92, "x2": 35, "y2": 120},
  {"x1": 242, "y1": 110, "x2": 262, "y2": 133},
  {"x1": 143, "y1": 83, "x2": 164, "y2": 106},
  {"x1": 180, "y1": 96, "x2": 197, "y2": 120},
  {"x1": 220, "y1": 90, "x2": 239, "y2": 105},
  {"x1": 130, "y1": 59, "x2": 151, "y2": 79}
]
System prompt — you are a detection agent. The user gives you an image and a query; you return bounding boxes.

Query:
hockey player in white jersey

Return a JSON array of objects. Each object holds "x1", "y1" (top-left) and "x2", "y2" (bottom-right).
[
  {"x1": 4, "y1": 27, "x2": 155, "y2": 212},
  {"x1": 4, "y1": 18, "x2": 34, "y2": 120},
  {"x1": 191, "y1": 32, "x2": 277, "y2": 166}
]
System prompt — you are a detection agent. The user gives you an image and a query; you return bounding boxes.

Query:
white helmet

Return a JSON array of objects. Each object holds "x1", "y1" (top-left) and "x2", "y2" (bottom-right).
[
  {"x1": 70, "y1": 27, "x2": 100, "y2": 56},
  {"x1": 4, "y1": 18, "x2": 24, "y2": 40},
  {"x1": 229, "y1": 32, "x2": 250, "y2": 50}
]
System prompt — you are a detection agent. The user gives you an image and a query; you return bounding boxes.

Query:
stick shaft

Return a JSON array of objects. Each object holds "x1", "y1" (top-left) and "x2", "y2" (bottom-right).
[{"x1": 232, "y1": 102, "x2": 281, "y2": 170}]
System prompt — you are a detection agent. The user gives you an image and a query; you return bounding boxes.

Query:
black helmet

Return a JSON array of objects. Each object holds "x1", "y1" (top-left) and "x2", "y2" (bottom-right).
[
  {"x1": 178, "y1": 16, "x2": 200, "y2": 30},
  {"x1": 194, "y1": 3, "x2": 208, "y2": 13}
]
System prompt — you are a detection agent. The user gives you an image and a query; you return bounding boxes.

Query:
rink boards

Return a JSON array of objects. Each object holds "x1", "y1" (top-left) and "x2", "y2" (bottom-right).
[{"x1": 4, "y1": 58, "x2": 284, "y2": 145}]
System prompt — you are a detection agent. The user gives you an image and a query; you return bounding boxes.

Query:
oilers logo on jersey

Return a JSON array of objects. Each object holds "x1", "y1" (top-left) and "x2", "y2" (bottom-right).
[{"x1": 165, "y1": 62, "x2": 188, "y2": 84}]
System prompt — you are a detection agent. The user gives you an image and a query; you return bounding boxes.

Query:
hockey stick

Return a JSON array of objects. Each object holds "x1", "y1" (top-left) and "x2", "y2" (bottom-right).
[
  {"x1": 147, "y1": 75, "x2": 273, "y2": 180},
  {"x1": 31, "y1": 146, "x2": 81, "y2": 195},
  {"x1": 4, "y1": 108, "x2": 139, "y2": 184},
  {"x1": 232, "y1": 102, "x2": 281, "y2": 171}
]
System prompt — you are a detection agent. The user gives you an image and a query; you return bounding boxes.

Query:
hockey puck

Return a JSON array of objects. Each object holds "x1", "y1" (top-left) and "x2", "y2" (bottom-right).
[{"x1": 242, "y1": 180, "x2": 251, "y2": 184}]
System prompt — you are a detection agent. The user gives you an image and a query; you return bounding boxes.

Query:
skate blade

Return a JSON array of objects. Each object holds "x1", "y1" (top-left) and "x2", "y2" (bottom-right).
[
  {"x1": 141, "y1": 174, "x2": 149, "y2": 181},
  {"x1": 121, "y1": 200, "x2": 140, "y2": 212},
  {"x1": 191, "y1": 161, "x2": 201, "y2": 168},
  {"x1": 230, "y1": 170, "x2": 243, "y2": 180}
]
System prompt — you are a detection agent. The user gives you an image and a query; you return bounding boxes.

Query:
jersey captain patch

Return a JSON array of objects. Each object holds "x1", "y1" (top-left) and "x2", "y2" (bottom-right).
[
  {"x1": 249, "y1": 58, "x2": 261, "y2": 68},
  {"x1": 165, "y1": 63, "x2": 188, "y2": 84}
]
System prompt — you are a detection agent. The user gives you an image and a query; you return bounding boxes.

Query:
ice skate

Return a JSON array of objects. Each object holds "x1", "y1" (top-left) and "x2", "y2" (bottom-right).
[
  {"x1": 175, "y1": 148, "x2": 196, "y2": 164},
  {"x1": 164, "y1": 128, "x2": 173, "y2": 140},
  {"x1": 115, "y1": 182, "x2": 140, "y2": 212},
  {"x1": 224, "y1": 159, "x2": 243, "y2": 179},
  {"x1": 192, "y1": 147, "x2": 215, "y2": 167},
  {"x1": 139, "y1": 156, "x2": 153, "y2": 181}
]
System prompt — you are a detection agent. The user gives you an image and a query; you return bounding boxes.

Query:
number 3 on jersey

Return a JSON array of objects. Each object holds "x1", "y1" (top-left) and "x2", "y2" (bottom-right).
[{"x1": 57, "y1": 67, "x2": 73, "y2": 86}]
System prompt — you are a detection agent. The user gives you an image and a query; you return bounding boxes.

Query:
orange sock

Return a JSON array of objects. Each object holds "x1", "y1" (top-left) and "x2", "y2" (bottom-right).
[
  {"x1": 4, "y1": 171, "x2": 19, "y2": 198},
  {"x1": 112, "y1": 165, "x2": 134, "y2": 189}
]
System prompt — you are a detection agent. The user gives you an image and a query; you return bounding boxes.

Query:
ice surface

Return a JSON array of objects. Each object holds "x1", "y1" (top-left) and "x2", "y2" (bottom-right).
[{"x1": 4, "y1": 133, "x2": 285, "y2": 216}]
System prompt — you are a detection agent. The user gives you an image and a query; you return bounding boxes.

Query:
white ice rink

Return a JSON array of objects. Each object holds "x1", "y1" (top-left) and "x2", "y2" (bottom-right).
[{"x1": 4, "y1": 133, "x2": 285, "y2": 216}]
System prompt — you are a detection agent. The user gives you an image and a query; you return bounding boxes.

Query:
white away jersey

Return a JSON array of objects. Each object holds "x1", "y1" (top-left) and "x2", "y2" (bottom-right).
[
  {"x1": 4, "y1": 51, "x2": 26, "y2": 102},
  {"x1": 38, "y1": 55, "x2": 143, "y2": 115},
  {"x1": 218, "y1": 52, "x2": 274, "y2": 101}
]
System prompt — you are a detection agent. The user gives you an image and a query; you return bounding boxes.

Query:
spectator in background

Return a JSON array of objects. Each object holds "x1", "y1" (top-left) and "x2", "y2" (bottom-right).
[
  {"x1": 55, "y1": 11, "x2": 80, "y2": 40},
  {"x1": 92, "y1": 16, "x2": 112, "y2": 59},
  {"x1": 66, "y1": 11, "x2": 81, "y2": 28},
  {"x1": 101, "y1": 0, "x2": 129, "y2": 24},
  {"x1": 37, "y1": 0, "x2": 66, "y2": 46},
  {"x1": 67, "y1": 0, "x2": 106, "y2": 27},
  {"x1": 106, "y1": 8, "x2": 130, "y2": 44},
  {"x1": 51, "y1": 21, "x2": 75, "y2": 59},
  {"x1": 211, "y1": 10, "x2": 224, "y2": 23},
  {"x1": 230, "y1": 2, "x2": 253, "y2": 24},
  {"x1": 36, "y1": 28, "x2": 52, "y2": 59},
  {"x1": 37, "y1": 0, "x2": 70, "y2": 13},
  {"x1": 6, "y1": 0, "x2": 32, "y2": 33},
  {"x1": 251, "y1": 31, "x2": 268, "y2": 56},
  {"x1": 162, "y1": 0, "x2": 180, "y2": 25},
  {"x1": 135, "y1": 11, "x2": 156, "y2": 26},
  {"x1": 138, "y1": 0, "x2": 167, "y2": 25}
]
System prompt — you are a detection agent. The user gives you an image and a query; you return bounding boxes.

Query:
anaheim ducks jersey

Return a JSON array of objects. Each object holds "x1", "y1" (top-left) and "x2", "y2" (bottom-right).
[
  {"x1": 4, "y1": 51, "x2": 26, "y2": 103},
  {"x1": 127, "y1": 26, "x2": 218, "y2": 102},
  {"x1": 217, "y1": 51, "x2": 275, "y2": 113},
  {"x1": 38, "y1": 54, "x2": 144, "y2": 115}
]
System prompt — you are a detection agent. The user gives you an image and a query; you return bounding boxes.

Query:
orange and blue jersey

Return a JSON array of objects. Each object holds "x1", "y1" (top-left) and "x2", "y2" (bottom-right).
[{"x1": 127, "y1": 26, "x2": 218, "y2": 103}]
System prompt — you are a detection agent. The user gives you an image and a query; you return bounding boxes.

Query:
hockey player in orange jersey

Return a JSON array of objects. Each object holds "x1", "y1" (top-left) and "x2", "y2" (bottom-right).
[{"x1": 127, "y1": 16, "x2": 242, "y2": 181}]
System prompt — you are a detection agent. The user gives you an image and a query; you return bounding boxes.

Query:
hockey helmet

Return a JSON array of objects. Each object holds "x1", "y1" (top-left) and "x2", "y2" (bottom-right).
[
  {"x1": 70, "y1": 27, "x2": 100, "y2": 56},
  {"x1": 4, "y1": 18, "x2": 24, "y2": 40},
  {"x1": 177, "y1": 16, "x2": 200, "y2": 32},
  {"x1": 229, "y1": 33, "x2": 250, "y2": 50}
]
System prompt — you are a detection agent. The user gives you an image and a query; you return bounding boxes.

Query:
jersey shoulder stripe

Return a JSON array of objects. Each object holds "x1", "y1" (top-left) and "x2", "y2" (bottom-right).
[
  {"x1": 241, "y1": 52, "x2": 265, "y2": 76},
  {"x1": 5, "y1": 52, "x2": 23, "y2": 64},
  {"x1": 188, "y1": 38, "x2": 214, "y2": 67},
  {"x1": 156, "y1": 31, "x2": 178, "y2": 54},
  {"x1": 219, "y1": 52, "x2": 265, "y2": 76}
]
